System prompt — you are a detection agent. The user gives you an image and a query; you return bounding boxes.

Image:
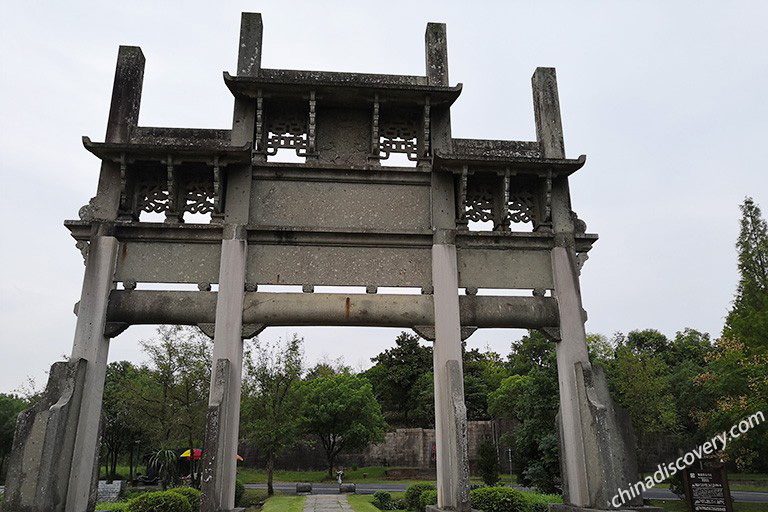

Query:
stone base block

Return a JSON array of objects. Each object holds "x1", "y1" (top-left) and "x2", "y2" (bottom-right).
[
  {"x1": 296, "y1": 482, "x2": 313, "y2": 494},
  {"x1": 339, "y1": 483, "x2": 356, "y2": 493},
  {"x1": 549, "y1": 505, "x2": 664, "y2": 512}
]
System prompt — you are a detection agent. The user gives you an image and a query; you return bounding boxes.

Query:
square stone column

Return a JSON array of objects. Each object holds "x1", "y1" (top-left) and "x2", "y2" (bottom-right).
[
  {"x1": 201, "y1": 227, "x2": 247, "y2": 512},
  {"x1": 67, "y1": 230, "x2": 120, "y2": 511}
]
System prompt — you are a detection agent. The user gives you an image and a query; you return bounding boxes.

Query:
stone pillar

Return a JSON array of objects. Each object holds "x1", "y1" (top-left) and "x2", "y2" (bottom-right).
[
  {"x1": 67, "y1": 228, "x2": 119, "y2": 511},
  {"x1": 426, "y1": 26, "x2": 469, "y2": 511},
  {"x1": 201, "y1": 227, "x2": 247, "y2": 512},
  {"x1": 431, "y1": 235, "x2": 471, "y2": 512},
  {"x1": 534, "y1": 68, "x2": 648, "y2": 511}
]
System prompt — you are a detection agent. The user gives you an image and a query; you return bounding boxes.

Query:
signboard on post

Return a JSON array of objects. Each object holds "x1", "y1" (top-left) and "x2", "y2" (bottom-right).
[{"x1": 683, "y1": 467, "x2": 734, "y2": 512}]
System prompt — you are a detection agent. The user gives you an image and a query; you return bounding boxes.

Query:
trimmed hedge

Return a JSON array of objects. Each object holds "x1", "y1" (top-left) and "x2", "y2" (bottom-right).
[
  {"x1": 520, "y1": 493, "x2": 561, "y2": 512},
  {"x1": 168, "y1": 487, "x2": 201, "y2": 510},
  {"x1": 404, "y1": 483, "x2": 435, "y2": 511},
  {"x1": 469, "y1": 487, "x2": 527, "y2": 512},
  {"x1": 126, "y1": 490, "x2": 192, "y2": 512},
  {"x1": 418, "y1": 490, "x2": 437, "y2": 512}
]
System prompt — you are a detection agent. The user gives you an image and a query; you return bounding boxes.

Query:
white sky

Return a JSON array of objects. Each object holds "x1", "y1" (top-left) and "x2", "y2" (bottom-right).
[{"x1": 1, "y1": 1, "x2": 766, "y2": 393}]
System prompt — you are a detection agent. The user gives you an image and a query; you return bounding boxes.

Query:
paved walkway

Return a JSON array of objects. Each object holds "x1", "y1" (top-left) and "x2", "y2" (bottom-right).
[{"x1": 303, "y1": 494, "x2": 353, "y2": 512}]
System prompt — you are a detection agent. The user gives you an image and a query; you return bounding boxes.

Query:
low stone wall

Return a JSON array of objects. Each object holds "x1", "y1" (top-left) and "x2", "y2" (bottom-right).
[{"x1": 240, "y1": 420, "x2": 502, "y2": 471}]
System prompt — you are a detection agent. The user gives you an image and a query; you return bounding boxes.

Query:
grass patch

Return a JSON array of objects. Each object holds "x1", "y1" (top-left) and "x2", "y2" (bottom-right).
[
  {"x1": 95, "y1": 502, "x2": 128, "y2": 511},
  {"x1": 649, "y1": 500, "x2": 766, "y2": 512},
  {"x1": 261, "y1": 495, "x2": 306, "y2": 512},
  {"x1": 348, "y1": 494, "x2": 387, "y2": 512}
]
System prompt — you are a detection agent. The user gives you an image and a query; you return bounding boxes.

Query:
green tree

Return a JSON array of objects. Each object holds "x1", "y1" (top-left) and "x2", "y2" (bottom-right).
[
  {"x1": 102, "y1": 361, "x2": 146, "y2": 482},
  {"x1": 489, "y1": 331, "x2": 560, "y2": 492},
  {"x1": 0, "y1": 393, "x2": 27, "y2": 482},
  {"x1": 723, "y1": 197, "x2": 768, "y2": 353},
  {"x1": 242, "y1": 335, "x2": 304, "y2": 495},
  {"x1": 365, "y1": 332, "x2": 432, "y2": 427},
  {"x1": 477, "y1": 439, "x2": 500, "y2": 486},
  {"x1": 298, "y1": 372, "x2": 386, "y2": 477}
]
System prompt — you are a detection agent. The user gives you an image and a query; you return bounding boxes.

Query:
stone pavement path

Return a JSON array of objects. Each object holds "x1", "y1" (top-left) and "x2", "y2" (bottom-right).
[{"x1": 303, "y1": 494, "x2": 353, "y2": 512}]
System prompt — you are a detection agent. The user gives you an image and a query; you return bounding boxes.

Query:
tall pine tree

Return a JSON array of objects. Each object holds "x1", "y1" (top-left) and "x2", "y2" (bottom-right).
[{"x1": 723, "y1": 197, "x2": 768, "y2": 353}]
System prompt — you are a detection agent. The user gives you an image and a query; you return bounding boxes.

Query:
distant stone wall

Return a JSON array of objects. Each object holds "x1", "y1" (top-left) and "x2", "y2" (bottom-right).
[{"x1": 242, "y1": 421, "x2": 502, "y2": 471}]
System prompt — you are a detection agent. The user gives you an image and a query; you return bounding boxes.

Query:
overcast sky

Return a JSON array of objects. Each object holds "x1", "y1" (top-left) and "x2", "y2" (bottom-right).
[{"x1": 1, "y1": 1, "x2": 766, "y2": 393}]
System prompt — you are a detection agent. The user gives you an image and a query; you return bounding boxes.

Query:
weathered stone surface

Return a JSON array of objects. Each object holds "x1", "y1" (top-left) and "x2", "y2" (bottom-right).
[
  {"x1": 296, "y1": 483, "x2": 313, "y2": 494},
  {"x1": 338, "y1": 484, "x2": 356, "y2": 493},
  {"x1": 3, "y1": 359, "x2": 88, "y2": 512},
  {"x1": 201, "y1": 359, "x2": 232, "y2": 512}
]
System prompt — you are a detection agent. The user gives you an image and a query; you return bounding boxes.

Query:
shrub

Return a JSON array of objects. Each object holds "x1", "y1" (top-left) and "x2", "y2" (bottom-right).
[
  {"x1": 404, "y1": 483, "x2": 435, "y2": 511},
  {"x1": 470, "y1": 487, "x2": 527, "y2": 512},
  {"x1": 418, "y1": 490, "x2": 437, "y2": 512},
  {"x1": 127, "y1": 490, "x2": 192, "y2": 512},
  {"x1": 477, "y1": 440, "x2": 500, "y2": 486},
  {"x1": 520, "y1": 493, "x2": 561, "y2": 512},
  {"x1": 240, "y1": 489, "x2": 270, "y2": 507},
  {"x1": 235, "y1": 480, "x2": 245, "y2": 507},
  {"x1": 168, "y1": 487, "x2": 201, "y2": 510},
  {"x1": 372, "y1": 491, "x2": 394, "y2": 510}
]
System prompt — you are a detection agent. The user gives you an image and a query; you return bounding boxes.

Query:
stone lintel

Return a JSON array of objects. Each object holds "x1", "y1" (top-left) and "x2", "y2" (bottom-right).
[{"x1": 106, "y1": 291, "x2": 559, "y2": 330}]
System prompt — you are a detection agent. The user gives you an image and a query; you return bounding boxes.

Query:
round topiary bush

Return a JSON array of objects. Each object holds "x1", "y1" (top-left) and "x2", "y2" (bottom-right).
[
  {"x1": 418, "y1": 489, "x2": 437, "y2": 511},
  {"x1": 372, "y1": 490, "x2": 394, "y2": 510},
  {"x1": 168, "y1": 487, "x2": 201, "y2": 510},
  {"x1": 404, "y1": 483, "x2": 435, "y2": 511},
  {"x1": 469, "y1": 487, "x2": 527, "y2": 512},
  {"x1": 127, "y1": 490, "x2": 192, "y2": 512}
]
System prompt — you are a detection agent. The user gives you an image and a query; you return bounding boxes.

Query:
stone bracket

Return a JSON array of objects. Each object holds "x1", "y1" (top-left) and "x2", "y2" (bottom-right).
[
  {"x1": 413, "y1": 325, "x2": 477, "y2": 341},
  {"x1": 197, "y1": 323, "x2": 265, "y2": 339}
]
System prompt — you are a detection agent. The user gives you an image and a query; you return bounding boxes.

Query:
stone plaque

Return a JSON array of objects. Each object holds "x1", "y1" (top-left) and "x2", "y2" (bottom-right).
[{"x1": 683, "y1": 467, "x2": 734, "y2": 512}]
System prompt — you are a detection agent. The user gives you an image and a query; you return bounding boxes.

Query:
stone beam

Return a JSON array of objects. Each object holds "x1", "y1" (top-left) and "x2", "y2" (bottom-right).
[{"x1": 105, "y1": 291, "x2": 559, "y2": 330}]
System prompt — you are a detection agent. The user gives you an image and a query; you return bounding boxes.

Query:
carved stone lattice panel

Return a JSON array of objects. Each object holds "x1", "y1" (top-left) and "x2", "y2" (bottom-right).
[
  {"x1": 508, "y1": 178, "x2": 537, "y2": 225},
  {"x1": 464, "y1": 177, "x2": 495, "y2": 223},
  {"x1": 379, "y1": 108, "x2": 419, "y2": 161},
  {"x1": 266, "y1": 104, "x2": 308, "y2": 156},
  {"x1": 181, "y1": 164, "x2": 215, "y2": 215},
  {"x1": 134, "y1": 165, "x2": 169, "y2": 215}
]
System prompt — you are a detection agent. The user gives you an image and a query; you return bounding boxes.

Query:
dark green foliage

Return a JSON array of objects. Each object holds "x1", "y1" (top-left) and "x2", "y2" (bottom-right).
[
  {"x1": 365, "y1": 332, "x2": 433, "y2": 427},
  {"x1": 723, "y1": 197, "x2": 768, "y2": 352},
  {"x1": 242, "y1": 335, "x2": 304, "y2": 495},
  {"x1": 477, "y1": 439, "x2": 500, "y2": 486},
  {"x1": 149, "y1": 449, "x2": 179, "y2": 490},
  {"x1": 372, "y1": 491, "x2": 395, "y2": 510},
  {"x1": 404, "y1": 483, "x2": 435, "y2": 511},
  {"x1": 240, "y1": 489, "x2": 270, "y2": 507},
  {"x1": 488, "y1": 331, "x2": 560, "y2": 492},
  {"x1": 235, "y1": 480, "x2": 245, "y2": 507},
  {"x1": 167, "y1": 487, "x2": 200, "y2": 510},
  {"x1": 126, "y1": 490, "x2": 192, "y2": 512},
  {"x1": 469, "y1": 487, "x2": 527, "y2": 512},
  {"x1": 0, "y1": 393, "x2": 27, "y2": 482},
  {"x1": 298, "y1": 372, "x2": 386, "y2": 477},
  {"x1": 519, "y1": 492, "x2": 562, "y2": 512},
  {"x1": 418, "y1": 490, "x2": 437, "y2": 511}
]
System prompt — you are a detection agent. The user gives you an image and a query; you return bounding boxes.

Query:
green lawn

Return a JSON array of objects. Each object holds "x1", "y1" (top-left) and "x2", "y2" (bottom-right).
[
  {"x1": 347, "y1": 494, "x2": 386, "y2": 512},
  {"x1": 261, "y1": 495, "x2": 306, "y2": 512}
]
